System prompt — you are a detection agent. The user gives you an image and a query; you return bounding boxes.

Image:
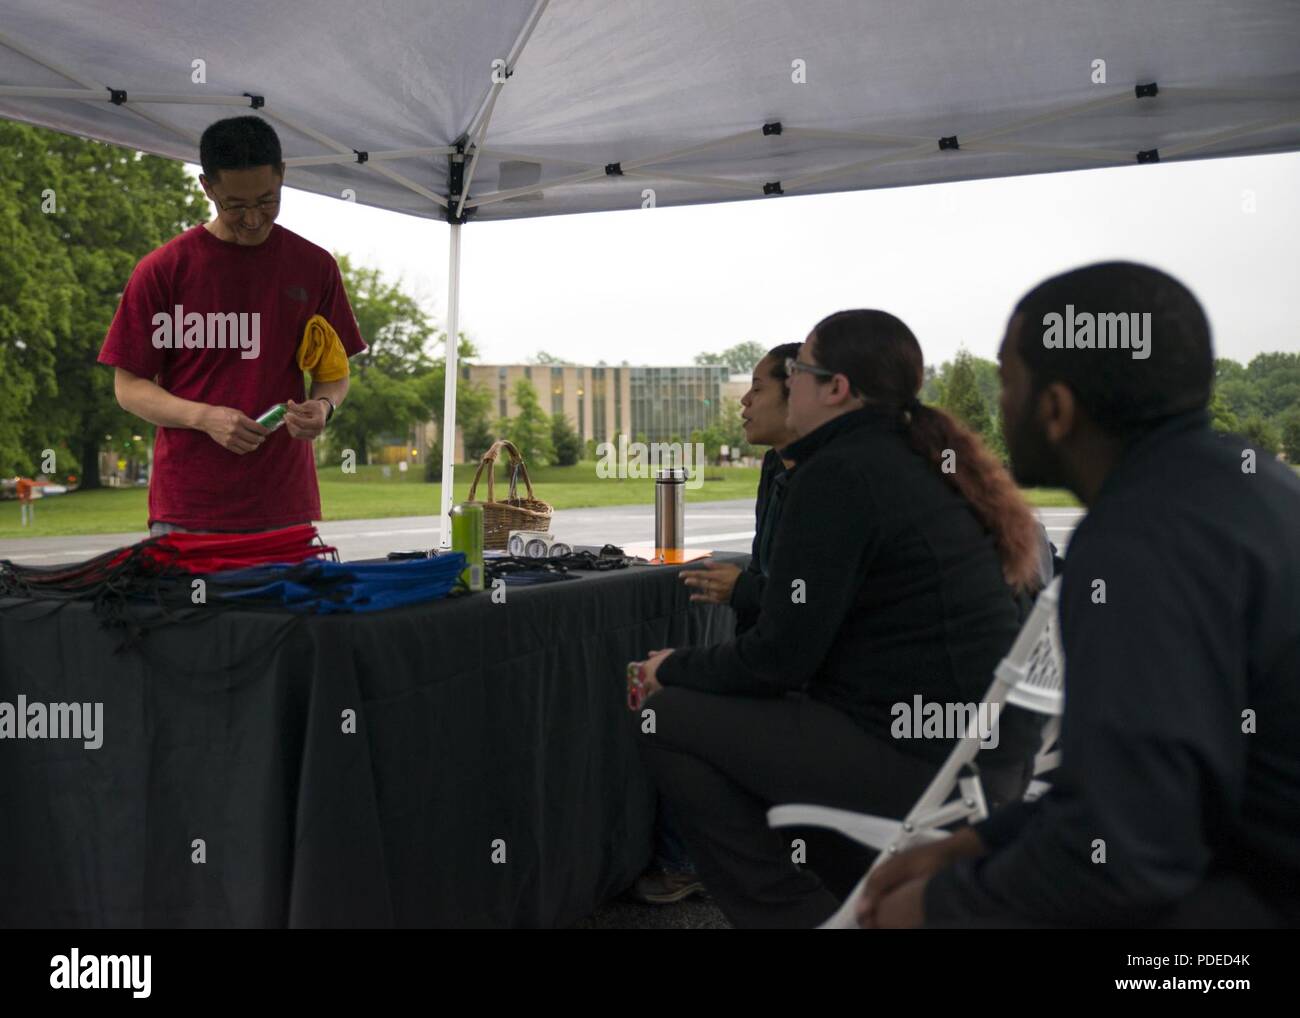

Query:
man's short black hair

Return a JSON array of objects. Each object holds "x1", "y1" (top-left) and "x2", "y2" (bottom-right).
[
  {"x1": 1013, "y1": 261, "x2": 1214, "y2": 438},
  {"x1": 200, "y1": 116, "x2": 283, "y2": 181}
]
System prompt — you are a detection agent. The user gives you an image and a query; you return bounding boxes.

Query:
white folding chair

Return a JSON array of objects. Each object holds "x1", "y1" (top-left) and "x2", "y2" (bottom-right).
[{"x1": 767, "y1": 577, "x2": 1065, "y2": 928}]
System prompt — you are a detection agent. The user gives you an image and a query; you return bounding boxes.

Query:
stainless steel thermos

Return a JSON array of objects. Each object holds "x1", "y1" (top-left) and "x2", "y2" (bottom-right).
[{"x1": 654, "y1": 467, "x2": 686, "y2": 563}]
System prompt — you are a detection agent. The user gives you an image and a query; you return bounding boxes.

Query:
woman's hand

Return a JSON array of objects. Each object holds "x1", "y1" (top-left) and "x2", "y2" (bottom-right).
[
  {"x1": 628, "y1": 648, "x2": 674, "y2": 707},
  {"x1": 680, "y1": 561, "x2": 742, "y2": 604}
]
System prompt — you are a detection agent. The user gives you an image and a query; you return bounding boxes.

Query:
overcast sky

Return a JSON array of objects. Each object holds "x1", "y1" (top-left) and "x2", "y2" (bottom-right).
[{"x1": 254, "y1": 149, "x2": 1299, "y2": 370}]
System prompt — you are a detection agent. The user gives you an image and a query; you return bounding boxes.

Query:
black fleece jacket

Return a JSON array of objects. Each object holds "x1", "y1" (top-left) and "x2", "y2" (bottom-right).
[{"x1": 658, "y1": 405, "x2": 1040, "y2": 766}]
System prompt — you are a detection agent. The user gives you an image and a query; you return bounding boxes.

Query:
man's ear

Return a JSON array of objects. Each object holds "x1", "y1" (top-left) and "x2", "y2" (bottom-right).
[{"x1": 1039, "y1": 382, "x2": 1078, "y2": 445}]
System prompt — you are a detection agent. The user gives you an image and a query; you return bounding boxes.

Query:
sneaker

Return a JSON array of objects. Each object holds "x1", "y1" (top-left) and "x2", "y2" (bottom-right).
[{"x1": 628, "y1": 871, "x2": 706, "y2": 905}]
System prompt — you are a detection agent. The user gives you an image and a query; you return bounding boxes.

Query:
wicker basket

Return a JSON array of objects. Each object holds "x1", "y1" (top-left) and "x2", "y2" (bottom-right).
[{"x1": 462, "y1": 439, "x2": 553, "y2": 550}]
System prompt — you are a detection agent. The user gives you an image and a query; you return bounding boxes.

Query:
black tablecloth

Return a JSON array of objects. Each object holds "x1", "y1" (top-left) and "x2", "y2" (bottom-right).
[{"x1": 0, "y1": 552, "x2": 745, "y2": 928}]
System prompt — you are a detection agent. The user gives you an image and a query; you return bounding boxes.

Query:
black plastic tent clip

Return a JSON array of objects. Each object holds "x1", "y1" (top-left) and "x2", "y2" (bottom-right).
[
  {"x1": 604, "y1": 162, "x2": 623, "y2": 176},
  {"x1": 354, "y1": 150, "x2": 369, "y2": 164},
  {"x1": 762, "y1": 121, "x2": 783, "y2": 136},
  {"x1": 243, "y1": 93, "x2": 265, "y2": 109},
  {"x1": 939, "y1": 135, "x2": 959, "y2": 151},
  {"x1": 107, "y1": 87, "x2": 127, "y2": 105},
  {"x1": 1136, "y1": 148, "x2": 1160, "y2": 163},
  {"x1": 1135, "y1": 82, "x2": 1159, "y2": 99},
  {"x1": 763, "y1": 181, "x2": 784, "y2": 195}
]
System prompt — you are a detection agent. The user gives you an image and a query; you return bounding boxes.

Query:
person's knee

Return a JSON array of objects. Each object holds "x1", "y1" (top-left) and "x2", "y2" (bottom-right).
[{"x1": 634, "y1": 686, "x2": 688, "y2": 763}]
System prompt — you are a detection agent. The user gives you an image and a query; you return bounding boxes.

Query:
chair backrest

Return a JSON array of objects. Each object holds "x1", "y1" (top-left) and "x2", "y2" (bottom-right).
[{"x1": 995, "y1": 577, "x2": 1065, "y2": 717}]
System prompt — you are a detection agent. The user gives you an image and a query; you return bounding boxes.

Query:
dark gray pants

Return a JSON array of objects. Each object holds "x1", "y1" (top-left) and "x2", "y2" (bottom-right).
[{"x1": 636, "y1": 687, "x2": 1029, "y2": 929}]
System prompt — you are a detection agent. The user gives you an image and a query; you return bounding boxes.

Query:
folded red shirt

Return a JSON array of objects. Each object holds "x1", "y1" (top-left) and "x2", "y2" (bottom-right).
[{"x1": 140, "y1": 525, "x2": 337, "y2": 574}]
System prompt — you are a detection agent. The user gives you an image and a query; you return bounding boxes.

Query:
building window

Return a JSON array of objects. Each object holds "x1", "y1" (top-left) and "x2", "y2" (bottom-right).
[
  {"x1": 625, "y1": 365, "x2": 725, "y2": 442},
  {"x1": 498, "y1": 366, "x2": 508, "y2": 419},
  {"x1": 552, "y1": 367, "x2": 564, "y2": 417},
  {"x1": 592, "y1": 367, "x2": 607, "y2": 445},
  {"x1": 614, "y1": 367, "x2": 622, "y2": 437}
]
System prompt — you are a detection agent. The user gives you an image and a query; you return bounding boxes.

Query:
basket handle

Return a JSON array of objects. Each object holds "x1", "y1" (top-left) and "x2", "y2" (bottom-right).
[
  {"x1": 507, "y1": 455, "x2": 537, "y2": 502},
  {"x1": 465, "y1": 439, "x2": 535, "y2": 504}
]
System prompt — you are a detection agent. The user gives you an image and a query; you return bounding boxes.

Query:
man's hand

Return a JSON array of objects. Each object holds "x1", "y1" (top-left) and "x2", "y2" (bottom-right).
[
  {"x1": 869, "y1": 876, "x2": 930, "y2": 929},
  {"x1": 857, "y1": 826, "x2": 986, "y2": 928},
  {"x1": 680, "y1": 561, "x2": 742, "y2": 604},
  {"x1": 284, "y1": 398, "x2": 328, "y2": 441},
  {"x1": 200, "y1": 405, "x2": 271, "y2": 455}
]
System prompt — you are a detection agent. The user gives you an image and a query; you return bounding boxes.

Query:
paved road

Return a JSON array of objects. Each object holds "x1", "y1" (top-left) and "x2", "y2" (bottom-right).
[{"x1": 0, "y1": 501, "x2": 1085, "y2": 565}]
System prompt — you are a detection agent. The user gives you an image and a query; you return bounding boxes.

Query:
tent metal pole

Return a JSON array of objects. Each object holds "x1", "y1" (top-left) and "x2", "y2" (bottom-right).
[
  {"x1": 438, "y1": 221, "x2": 463, "y2": 549},
  {"x1": 0, "y1": 28, "x2": 199, "y2": 144}
]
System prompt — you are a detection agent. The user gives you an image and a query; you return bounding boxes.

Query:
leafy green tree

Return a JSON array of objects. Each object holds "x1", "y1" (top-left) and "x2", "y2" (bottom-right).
[
  {"x1": 700, "y1": 397, "x2": 751, "y2": 462},
  {"x1": 326, "y1": 257, "x2": 441, "y2": 464},
  {"x1": 932, "y1": 350, "x2": 1006, "y2": 459},
  {"x1": 1218, "y1": 376, "x2": 1262, "y2": 423},
  {"x1": 1241, "y1": 415, "x2": 1281, "y2": 455},
  {"x1": 338, "y1": 254, "x2": 437, "y2": 376},
  {"x1": 501, "y1": 378, "x2": 553, "y2": 466},
  {"x1": 920, "y1": 364, "x2": 941, "y2": 403},
  {"x1": 940, "y1": 351, "x2": 992, "y2": 433},
  {"x1": 0, "y1": 122, "x2": 206, "y2": 483},
  {"x1": 1281, "y1": 410, "x2": 1300, "y2": 463},
  {"x1": 414, "y1": 332, "x2": 494, "y2": 464},
  {"x1": 0, "y1": 126, "x2": 68, "y2": 476},
  {"x1": 550, "y1": 413, "x2": 582, "y2": 466},
  {"x1": 1245, "y1": 352, "x2": 1300, "y2": 420},
  {"x1": 530, "y1": 350, "x2": 571, "y2": 365},
  {"x1": 1212, "y1": 354, "x2": 1300, "y2": 453},
  {"x1": 695, "y1": 341, "x2": 769, "y2": 375},
  {"x1": 1209, "y1": 388, "x2": 1241, "y2": 433},
  {"x1": 333, "y1": 370, "x2": 429, "y2": 466},
  {"x1": 461, "y1": 413, "x2": 496, "y2": 463}
]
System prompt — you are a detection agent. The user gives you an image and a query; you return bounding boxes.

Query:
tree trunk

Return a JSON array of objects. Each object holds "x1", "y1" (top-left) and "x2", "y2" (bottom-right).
[{"x1": 79, "y1": 437, "x2": 102, "y2": 489}]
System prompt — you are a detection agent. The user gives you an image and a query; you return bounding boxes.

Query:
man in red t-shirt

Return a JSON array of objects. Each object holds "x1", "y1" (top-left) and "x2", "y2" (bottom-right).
[{"x1": 98, "y1": 116, "x2": 367, "y2": 534}]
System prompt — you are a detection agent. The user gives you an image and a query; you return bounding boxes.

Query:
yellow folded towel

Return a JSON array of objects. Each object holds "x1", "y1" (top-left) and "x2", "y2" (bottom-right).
[{"x1": 296, "y1": 314, "x2": 351, "y2": 382}]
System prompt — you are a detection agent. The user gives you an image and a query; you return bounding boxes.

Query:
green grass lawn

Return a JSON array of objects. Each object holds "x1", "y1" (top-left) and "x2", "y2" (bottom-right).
[{"x1": 0, "y1": 460, "x2": 1081, "y2": 539}]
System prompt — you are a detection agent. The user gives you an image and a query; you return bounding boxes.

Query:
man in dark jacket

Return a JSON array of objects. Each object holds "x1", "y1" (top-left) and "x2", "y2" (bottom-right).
[
  {"x1": 633, "y1": 320, "x2": 1040, "y2": 928},
  {"x1": 861, "y1": 262, "x2": 1300, "y2": 929}
]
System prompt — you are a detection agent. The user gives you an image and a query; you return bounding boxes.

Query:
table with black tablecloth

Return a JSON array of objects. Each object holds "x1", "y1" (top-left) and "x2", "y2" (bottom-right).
[{"x1": 0, "y1": 552, "x2": 745, "y2": 928}]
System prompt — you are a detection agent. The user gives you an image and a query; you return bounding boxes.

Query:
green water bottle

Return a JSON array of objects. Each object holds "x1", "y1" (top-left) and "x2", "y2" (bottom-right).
[{"x1": 450, "y1": 503, "x2": 484, "y2": 591}]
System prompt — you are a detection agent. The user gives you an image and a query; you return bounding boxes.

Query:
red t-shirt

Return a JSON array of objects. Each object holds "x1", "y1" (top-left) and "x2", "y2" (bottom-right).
[{"x1": 99, "y1": 224, "x2": 367, "y2": 530}]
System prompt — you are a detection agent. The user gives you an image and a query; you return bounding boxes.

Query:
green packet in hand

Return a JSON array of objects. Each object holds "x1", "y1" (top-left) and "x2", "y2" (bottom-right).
[{"x1": 255, "y1": 403, "x2": 288, "y2": 430}]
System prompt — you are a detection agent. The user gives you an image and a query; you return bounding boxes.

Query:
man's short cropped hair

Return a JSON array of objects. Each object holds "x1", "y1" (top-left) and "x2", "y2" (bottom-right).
[
  {"x1": 1013, "y1": 261, "x2": 1214, "y2": 438},
  {"x1": 199, "y1": 116, "x2": 283, "y2": 181}
]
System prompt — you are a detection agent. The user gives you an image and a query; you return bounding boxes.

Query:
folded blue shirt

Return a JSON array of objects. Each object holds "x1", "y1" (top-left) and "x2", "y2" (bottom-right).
[{"x1": 211, "y1": 555, "x2": 466, "y2": 613}]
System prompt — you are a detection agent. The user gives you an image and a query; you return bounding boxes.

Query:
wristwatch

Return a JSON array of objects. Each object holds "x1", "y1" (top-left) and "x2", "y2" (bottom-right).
[{"x1": 315, "y1": 396, "x2": 336, "y2": 422}]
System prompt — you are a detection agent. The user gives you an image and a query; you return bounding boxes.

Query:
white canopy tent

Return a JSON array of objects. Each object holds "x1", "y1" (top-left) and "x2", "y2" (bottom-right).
[{"x1": 3, "y1": 0, "x2": 1298, "y2": 543}]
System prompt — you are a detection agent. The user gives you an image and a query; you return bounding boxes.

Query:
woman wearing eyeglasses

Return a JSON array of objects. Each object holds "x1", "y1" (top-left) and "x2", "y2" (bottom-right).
[{"x1": 632, "y1": 310, "x2": 1046, "y2": 928}]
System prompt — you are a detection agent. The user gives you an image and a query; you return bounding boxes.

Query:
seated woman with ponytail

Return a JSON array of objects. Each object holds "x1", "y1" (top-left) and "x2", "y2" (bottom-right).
[{"x1": 631, "y1": 309, "x2": 1045, "y2": 929}]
